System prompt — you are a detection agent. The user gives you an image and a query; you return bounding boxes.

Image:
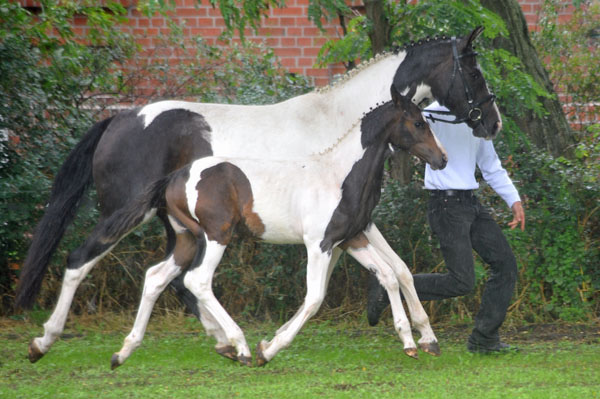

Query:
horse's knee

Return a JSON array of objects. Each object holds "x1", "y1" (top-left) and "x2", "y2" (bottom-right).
[
  {"x1": 376, "y1": 269, "x2": 400, "y2": 293},
  {"x1": 61, "y1": 264, "x2": 91, "y2": 287},
  {"x1": 183, "y1": 273, "x2": 211, "y2": 301},
  {"x1": 304, "y1": 293, "x2": 326, "y2": 318},
  {"x1": 396, "y1": 269, "x2": 414, "y2": 289},
  {"x1": 67, "y1": 233, "x2": 115, "y2": 270}
]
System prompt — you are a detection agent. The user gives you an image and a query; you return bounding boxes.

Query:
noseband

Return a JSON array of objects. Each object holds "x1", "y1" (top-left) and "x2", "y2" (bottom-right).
[{"x1": 425, "y1": 37, "x2": 496, "y2": 125}]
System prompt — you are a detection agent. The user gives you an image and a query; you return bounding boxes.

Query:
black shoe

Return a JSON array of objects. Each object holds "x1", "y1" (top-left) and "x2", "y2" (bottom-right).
[
  {"x1": 366, "y1": 274, "x2": 389, "y2": 326},
  {"x1": 467, "y1": 340, "x2": 518, "y2": 354}
]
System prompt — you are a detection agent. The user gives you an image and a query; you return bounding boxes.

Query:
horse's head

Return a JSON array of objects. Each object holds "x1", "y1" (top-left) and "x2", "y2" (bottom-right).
[
  {"x1": 389, "y1": 88, "x2": 447, "y2": 170},
  {"x1": 392, "y1": 26, "x2": 501, "y2": 140}
]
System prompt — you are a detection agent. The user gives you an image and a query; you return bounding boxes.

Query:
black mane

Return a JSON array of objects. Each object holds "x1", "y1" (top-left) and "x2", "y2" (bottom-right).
[{"x1": 360, "y1": 101, "x2": 395, "y2": 148}]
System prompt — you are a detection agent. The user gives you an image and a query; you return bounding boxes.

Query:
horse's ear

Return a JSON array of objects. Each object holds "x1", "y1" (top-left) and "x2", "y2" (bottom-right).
[
  {"x1": 390, "y1": 85, "x2": 408, "y2": 107},
  {"x1": 462, "y1": 26, "x2": 484, "y2": 50},
  {"x1": 391, "y1": 85, "x2": 399, "y2": 105}
]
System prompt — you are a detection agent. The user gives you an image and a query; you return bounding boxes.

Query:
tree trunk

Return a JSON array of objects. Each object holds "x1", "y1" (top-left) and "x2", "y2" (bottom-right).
[
  {"x1": 364, "y1": 0, "x2": 412, "y2": 182},
  {"x1": 480, "y1": 0, "x2": 576, "y2": 157},
  {"x1": 364, "y1": 0, "x2": 389, "y2": 54}
]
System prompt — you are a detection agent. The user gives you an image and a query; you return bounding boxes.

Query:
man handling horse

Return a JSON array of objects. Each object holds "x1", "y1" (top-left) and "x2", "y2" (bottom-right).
[{"x1": 367, "y1": 101, "x2": 525, "y2": 353}]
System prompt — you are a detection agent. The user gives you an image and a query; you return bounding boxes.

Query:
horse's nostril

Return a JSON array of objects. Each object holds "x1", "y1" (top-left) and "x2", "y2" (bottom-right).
[{"x1": 494, "y1": 120, "x2": 502, "y2": 134}]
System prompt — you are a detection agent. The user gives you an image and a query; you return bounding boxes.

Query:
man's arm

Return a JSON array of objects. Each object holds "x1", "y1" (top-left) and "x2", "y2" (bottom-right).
[
  {"x1": 508, "y1": 201, "x2": 525, "y2": 231},
  {"x1": 476, "y1": 140, "x2": 525, "y2": 230}
]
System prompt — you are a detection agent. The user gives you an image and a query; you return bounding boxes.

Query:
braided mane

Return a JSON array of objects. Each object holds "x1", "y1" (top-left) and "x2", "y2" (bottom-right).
[{"x1": 315, "y1": 34, "x2": 453, "y2": 94}]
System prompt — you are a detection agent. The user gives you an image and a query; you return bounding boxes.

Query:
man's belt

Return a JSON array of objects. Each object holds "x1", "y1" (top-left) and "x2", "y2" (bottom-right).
[{"x1": 429, "y1": 189, "x2": 474, "y2": 197}]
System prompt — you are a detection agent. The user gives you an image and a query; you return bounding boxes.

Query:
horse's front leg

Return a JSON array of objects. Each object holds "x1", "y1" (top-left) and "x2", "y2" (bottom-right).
[
  {"x1": 256, "y1": 244, "x2": 332, "y2": 366},
  {"x1": 364, "y1": 224, "x2": 440, "y2": 356},
  {"x1": 275, "y1": 247, "x2": 342, "y2": 336},
  {"x1": 345, "y1": 239, "x2": 419, "y2": 358}
]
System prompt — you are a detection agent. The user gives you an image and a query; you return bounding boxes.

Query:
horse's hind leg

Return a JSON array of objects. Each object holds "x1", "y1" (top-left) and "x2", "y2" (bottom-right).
[
  {"x1": 111, "y1": 256, "x2": 182, "y2": 369},
  {"x1": 364, "y1": 225, "x2": 439, "y2": 356},
  {"x1": 29, "y1": 210, "x2": 156, "y2": 363},
  {"x1": 183, "y1": 236, "x2": 252, "y2": 366},
  {"x1": 111, "y1": 229, "x2": 196, "y2": 369},
  {"x1": 28, "y1": 227, "x2": 122, "y2": 363},
  {"x1": 345, "y1": 240, "x2": 419, "y2": 358}
]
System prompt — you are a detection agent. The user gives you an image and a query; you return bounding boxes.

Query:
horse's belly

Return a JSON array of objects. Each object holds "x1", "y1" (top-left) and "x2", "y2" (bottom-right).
[
  {"x1": 250, "y1": 185, "x2": 306, "y2": 244},
  {"x1": 245, "y1": 170, "x2": 340, "y2": 245}
]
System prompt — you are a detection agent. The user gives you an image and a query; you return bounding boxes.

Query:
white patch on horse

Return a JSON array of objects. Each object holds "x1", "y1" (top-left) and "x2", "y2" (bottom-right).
[
  {"x1": 168, "y1": 215, "x2": 188, "y2": 234},
  {"x1": 411, "y1": 83, "x2": 433, "y2": 104},
  {"x1": 138, "y1": 101, "x2": 204, "y2": 129},
  {"x1": 184, "y1": 158, "x2": 225, "y2": 223}
]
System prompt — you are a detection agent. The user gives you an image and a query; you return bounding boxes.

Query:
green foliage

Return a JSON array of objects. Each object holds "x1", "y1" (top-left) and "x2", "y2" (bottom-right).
[
  {"x1": 0, "y1": 1, "x2": 310, "y2": 315},
  {"x1": 532, "y1": 0, "x2": 600, "y2": 131},
  {"x1": 307, "y1": 0, "x2": 351, "y2": 30},
  {"x1": 490, "y1": 133, "x2": 599, "y2": 320},
  {"x1": 0, "y1": 0, "x2": 136, "y2": 310},
  {"x1": 317, "y1": 0, "x2": 506, "y2": 67}
]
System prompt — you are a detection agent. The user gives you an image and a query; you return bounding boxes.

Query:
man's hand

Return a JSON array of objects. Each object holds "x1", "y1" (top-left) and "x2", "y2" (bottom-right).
[{"x1": 508, "y1": 201, "x2": 525, "y2": 231}]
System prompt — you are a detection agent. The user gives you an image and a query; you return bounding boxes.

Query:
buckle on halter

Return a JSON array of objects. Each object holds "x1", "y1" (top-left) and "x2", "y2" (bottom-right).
[{"x1": 468, "y1": 107, "x2": 482, "y2": 121}]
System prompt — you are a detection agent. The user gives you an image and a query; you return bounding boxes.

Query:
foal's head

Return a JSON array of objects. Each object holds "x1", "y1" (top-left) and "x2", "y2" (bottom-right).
[{"x1": 388, "y1": 89, "x2": 448, "y2": 171}]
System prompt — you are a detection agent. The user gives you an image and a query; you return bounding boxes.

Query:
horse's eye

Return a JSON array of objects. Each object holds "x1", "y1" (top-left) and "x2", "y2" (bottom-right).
[
  {"x1": 470, "y1": 71, "x2": 480, "y2": 79},
  {"x1": 415, "y1": 121, "x2": 424, "y2": 128}
]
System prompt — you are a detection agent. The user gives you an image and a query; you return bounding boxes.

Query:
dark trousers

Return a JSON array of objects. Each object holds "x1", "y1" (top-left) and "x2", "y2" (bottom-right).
[{"x1": 416, "y1": 191, "x2": 517, "y2": 345}]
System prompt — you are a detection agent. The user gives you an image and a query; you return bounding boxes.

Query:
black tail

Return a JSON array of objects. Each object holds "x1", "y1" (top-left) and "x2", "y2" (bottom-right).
[{"x1": 15, "y1": 117, "x2": 114, "y2": 309}]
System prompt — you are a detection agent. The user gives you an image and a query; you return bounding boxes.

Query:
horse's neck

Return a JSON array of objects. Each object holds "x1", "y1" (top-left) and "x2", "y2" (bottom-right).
[
  {"x1": 316, "y1": 53, "x2": 405, "y2": 124},
  {"x1": 289, "y1": 53, "x2": 404, "y2": 155},
  {"x1": 318, "y1": 106, "x2": 392, "y2": 185}
]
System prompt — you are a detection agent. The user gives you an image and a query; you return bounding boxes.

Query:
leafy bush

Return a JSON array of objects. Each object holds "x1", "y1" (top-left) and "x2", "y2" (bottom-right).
[
  {"x1": 0, "y1": 0, "x2": 135, "y2": 311},
  {"x1": 0, "y1": 0, "x2": 311, "y2": 315}
]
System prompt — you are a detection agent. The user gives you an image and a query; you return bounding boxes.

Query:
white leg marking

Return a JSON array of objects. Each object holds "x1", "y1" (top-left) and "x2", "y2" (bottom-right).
[
  {"x1": 260, "y1": 244, "x2": 332, "y2": 362},
  {"x1": 275, "y1": 247, "x2": 342, "y2": 336},
  {"x1": 114, "y1": 256, "x2": 182, "y2": 366},
  {"x1": 197, "y1": 303, "x2": 229, "y2": 347},
  {"x1": 364, "y1": 225, "x2": 437, "y2": 345},
  {"x1": 183, "y1": 237, "x2": 251, "y2": 360},
  {"x1": 346, "y1": 243, "x2": 417, "y2": 351},
  {"x1": 33, "y1": 247, "x2": 115, "y2": 354}
]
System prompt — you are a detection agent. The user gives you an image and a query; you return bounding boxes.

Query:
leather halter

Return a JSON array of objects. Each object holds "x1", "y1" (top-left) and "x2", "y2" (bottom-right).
[{"x1": 425, "y1": 37, "x2": 496, "y2": 126}]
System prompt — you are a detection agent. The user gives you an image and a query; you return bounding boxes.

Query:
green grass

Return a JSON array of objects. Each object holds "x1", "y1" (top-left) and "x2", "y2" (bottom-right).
[{"x1": 1, "y1": 317, "x2": 599, "y2": 399}]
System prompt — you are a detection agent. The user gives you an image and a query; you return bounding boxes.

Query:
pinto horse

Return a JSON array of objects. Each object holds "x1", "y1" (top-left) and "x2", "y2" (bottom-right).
[
  {"x1": 19, "y1": 27, "x2": 500, "y2": 363},
  {"x1": 107, "y1": 91, "x2": 447, "y2": 368}
]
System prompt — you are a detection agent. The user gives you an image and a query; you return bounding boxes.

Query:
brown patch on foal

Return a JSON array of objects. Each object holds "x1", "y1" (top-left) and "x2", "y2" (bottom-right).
[
  {"x1": 172, "y1": 230, "x2": 198, "y2": 267},
  {"x1": 166, "y1": 162, "x2": 265, "y2": 246},
  {"x1": 340, "y1": 232, "x2": 369, "y2": 250}
]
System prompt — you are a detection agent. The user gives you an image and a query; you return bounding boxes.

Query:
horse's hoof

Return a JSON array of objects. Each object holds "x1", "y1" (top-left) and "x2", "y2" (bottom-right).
[
  {"x1": 28, "y1": 340, "x2": 45, "y2": 363},
  {"x1": 238, "y1": 355, "x2": 252, "y2": 367},
  {"x1": 255, "y1": 341, "x2": 268, "y2": 367},
  {"x1": 110, "y1": 353, "x2": 122, "y2": 370},
  {"x1": 404, "y1": 347, "x2": 419, "y2": 359},
  {"x1": 215, "y1": 345, "x2": 238, "y2": 362},
  {"x1": 419, "y1": 341, "x2": 441, "y2": 356}
]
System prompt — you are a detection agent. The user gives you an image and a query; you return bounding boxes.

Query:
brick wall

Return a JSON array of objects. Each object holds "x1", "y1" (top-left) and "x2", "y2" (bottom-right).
[{"x1": 18, "y1": 0, "x2": 559, "y2": 87}]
